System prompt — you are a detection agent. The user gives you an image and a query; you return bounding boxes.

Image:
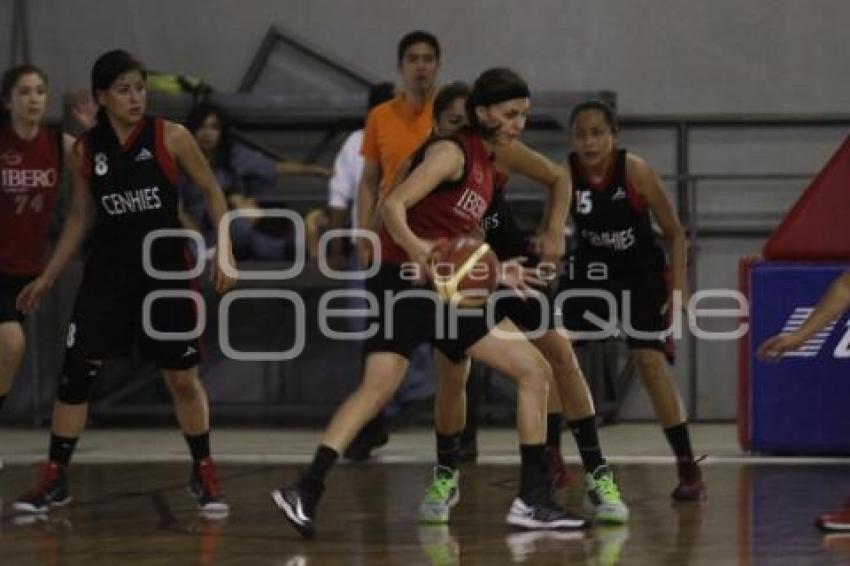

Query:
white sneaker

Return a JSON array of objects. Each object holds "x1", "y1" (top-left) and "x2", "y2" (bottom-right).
[
  {"x1": 505, "y1": 492, "x2": 588, "y2": 530},
  {"x1": 506, "y1": 530, "x2": 586, "y2": 562}
]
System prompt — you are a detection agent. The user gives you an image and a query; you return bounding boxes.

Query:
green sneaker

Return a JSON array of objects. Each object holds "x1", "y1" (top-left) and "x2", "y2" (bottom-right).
[
  {"x1": 583, "y1": 465, "x2": 629, "y2": 524},
  {"x1": 418, "y1": 525, "x2": 460, "y2": 566},
  {"x1": 418, "y1": 466, "x2": 460, "y2": 524},
  {"x1": 595, "y1": 525, "x2": 630, "y2": 566}
]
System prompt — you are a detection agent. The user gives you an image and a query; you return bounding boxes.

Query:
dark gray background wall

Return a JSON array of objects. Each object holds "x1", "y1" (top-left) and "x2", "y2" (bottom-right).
[
  {"x1": 3, "y1": 0, "x2": 850, "y2": 116},
  {"x1": 2, "y1": 0, "x2": 848, "y2": 421}
]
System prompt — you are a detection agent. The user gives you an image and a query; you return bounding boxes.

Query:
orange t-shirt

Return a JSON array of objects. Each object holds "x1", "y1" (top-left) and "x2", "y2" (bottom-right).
[{"x1": 361, "y1": 93, "x2": 434, "y2": 196}]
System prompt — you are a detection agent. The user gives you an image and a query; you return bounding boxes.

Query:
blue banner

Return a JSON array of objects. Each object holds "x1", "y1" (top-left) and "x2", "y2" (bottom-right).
[{"x1": 750, "y1": 262, "x2": 850, "y2": 454}]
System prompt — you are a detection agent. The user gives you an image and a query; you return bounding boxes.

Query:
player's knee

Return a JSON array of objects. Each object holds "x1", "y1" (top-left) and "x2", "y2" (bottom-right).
[
  {"x1": 515, "y1": 352, "x2": 552, "y2": 396},
  {"x1": 358, "y1": 373, "x2": 401, "y2": 409},
  {"x1": 0, "y1": 326, "x2": 26, "y2": 366},
  {"x1": 547, "y1": 348, "x2": 579, "y2": 383},
  {"x1": 164, "y1": 373, "x2": 201, "y2": 403},
  {"x1": 359, "y1": 356, "x2": 407, "y2": 405},
  {"x1": 633, "y1": 349, "x2": 667, "y2": 381},
  {"x1": 56, "y1": 351, "x2": 101, "y2": 405},
  {"x1": 438, "y1": 361, "x2": 469, "y2": 390},
  {"x1": 361, "y1": 380, "x2": 397, "y2": 409}
]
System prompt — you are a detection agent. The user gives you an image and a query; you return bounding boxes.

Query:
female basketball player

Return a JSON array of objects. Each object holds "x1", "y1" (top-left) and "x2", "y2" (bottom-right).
[
  {"x1": 418, "y1": 86, "x2": 628, "y2": 526},
  {"x1": 0, "y1": 66, "x2": 89, "y2": 467},
  {"x1": 1, "y1": 66, "x2": 63, "y2": 417},
  {"x1": 13, "y1": 50, "x2": 235, "y2": 515},
  {"x1": 759, "y1": 270, "x2": 850, "y2": 531},
  {"x1": 273, "y1": 68, "x2": 588, "y2": 538},
  {"x1": 558, "y1": 100, "x2": 705, "y2": 501}
]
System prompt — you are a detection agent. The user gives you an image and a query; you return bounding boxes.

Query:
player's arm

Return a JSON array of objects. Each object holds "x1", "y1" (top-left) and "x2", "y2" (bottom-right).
[
  {"x1": 628, "y1": 153, "x2": 688, "y2": 304},
  {"x1": 164, "y1": 121, "x2": 235, "y2": 293},
  {"x1": 17, "y1": 141, "x2": 94, "y2": 313},
  {"x1": 759, "y1": 271, "x2": 850, "y2": 360},
  {"x1": 496, "y1": 141, "x2": 570, "y2": 264},
  {"x1": 61, "y1": 133, "x2": 78, "y2": 160},
  {"x1": 381, "y1": 141, "x2": 464, "y2": 268},
  {"x1": 356, "y1": 159, "x2": 381, "y2": 234},
  {"x1": 178, "y1": 205, "x2": 202, "y2": 233}
]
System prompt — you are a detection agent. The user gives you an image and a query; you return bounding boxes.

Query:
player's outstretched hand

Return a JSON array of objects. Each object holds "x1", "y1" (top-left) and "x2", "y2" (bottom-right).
[
  {"x1": 69, "y1": 87, "x2": 97, "y2": 130},
  {"x1": 500, "y1": 257, "x2": 546, "y2": 299},
  {"x1": 531, "y1": 231, "x2": 565, "y2": 266},
  {"x1": 757, "y1": 332, "x2": 803, "y2": 362},
  {"x1": 16, "y1": 276, "x2": 53, "y2": 314}
]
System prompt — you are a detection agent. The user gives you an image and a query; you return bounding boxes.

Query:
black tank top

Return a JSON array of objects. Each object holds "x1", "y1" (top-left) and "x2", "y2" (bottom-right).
[
  {"x1": 85, "y1": 117, "x2": 184, "y2": 269},
  {"x1": 568, "y1": 149, "x2": 659, "y2": 269}
]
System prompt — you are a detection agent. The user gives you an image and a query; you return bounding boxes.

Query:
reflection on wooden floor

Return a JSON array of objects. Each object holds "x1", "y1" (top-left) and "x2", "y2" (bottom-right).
[{"x1": 3, "y1": 462, "x2": 850, "y2": 565}]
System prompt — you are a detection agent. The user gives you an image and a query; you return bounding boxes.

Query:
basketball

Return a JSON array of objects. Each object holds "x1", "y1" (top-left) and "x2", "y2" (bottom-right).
[{"x1": 429, "y1": 236, "x2": 500, "y2": 306}]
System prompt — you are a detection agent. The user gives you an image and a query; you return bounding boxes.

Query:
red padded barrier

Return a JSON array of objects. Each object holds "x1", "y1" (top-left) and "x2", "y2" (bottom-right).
[{"x1": 763, "y1": 136, "x2": 850, "y2": 260}]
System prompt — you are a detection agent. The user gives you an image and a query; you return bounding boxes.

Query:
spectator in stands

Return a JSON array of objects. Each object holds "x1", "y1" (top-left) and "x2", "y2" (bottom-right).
[{"x1": 180, "y1": 103, "x2": 330, "y2": 260}]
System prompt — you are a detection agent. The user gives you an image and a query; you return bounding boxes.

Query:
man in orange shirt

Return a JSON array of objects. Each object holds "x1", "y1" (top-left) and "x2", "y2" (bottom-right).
[
  {"x1": 356, "y1": 30, "x2": 440, "y2": 267},
  {"x1": 346, "y1": 30, "x2": 440, "y2": 460}
]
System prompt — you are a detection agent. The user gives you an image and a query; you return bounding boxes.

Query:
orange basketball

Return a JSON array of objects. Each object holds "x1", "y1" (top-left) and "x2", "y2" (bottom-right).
[{"x1": 429, "y1": 237, "x2": 500, "y2": 307}]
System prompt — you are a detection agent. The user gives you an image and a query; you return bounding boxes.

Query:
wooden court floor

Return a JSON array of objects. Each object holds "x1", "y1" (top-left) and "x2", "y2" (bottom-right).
[{"x1": 3, "y1": 462, "x2": 850, "y2": 565}]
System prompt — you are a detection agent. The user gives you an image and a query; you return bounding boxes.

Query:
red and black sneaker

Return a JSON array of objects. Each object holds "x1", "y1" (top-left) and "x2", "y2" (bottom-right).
[
  {"x1": 671, "y1": 456, "x2": 707, "y2": 502},
  {"x1": 817, "y1": 499, "x2": 850, "y2": 532},
  {"x1": 544, "y1": 446, "x2": 575, "y2": 491},
  {"x1": 13, "y1": 461, "x2": 72, "y2": 513},
  {"x1": 189, "y1": 458, "x2": 229, "y2": 517}
]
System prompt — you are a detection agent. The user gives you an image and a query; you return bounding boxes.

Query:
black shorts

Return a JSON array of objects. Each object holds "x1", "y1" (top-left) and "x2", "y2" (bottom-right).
[
  {"x1": 0, "y1": 273, "x2": 35, "y2": 324},
  {"x1": 66, "y1": 260, "x2": 201, "y2": 370},
  {"x1": 494, "y1": 285, "x2": 557, "y2": 333},
  {"x1": 363, "y1": 264, "x2": 507, "y2": 363},
  {"x1": 557, "y1": 254, "x2": 673, "y2": 359}
]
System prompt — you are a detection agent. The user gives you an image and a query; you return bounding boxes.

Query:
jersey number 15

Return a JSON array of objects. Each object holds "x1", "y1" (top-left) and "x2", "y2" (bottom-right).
[{"x1": 575, "y1": 190, "x2": 593, "y2": 215}]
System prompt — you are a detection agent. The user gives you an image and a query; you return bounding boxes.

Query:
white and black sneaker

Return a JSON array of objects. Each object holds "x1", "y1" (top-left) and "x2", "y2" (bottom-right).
[
  {"x1": 272, "y1": 484, "x2": 320, "y2": 539},
  {"x1": 506, "y1": 489, "x2": 588, "y2": 530}
]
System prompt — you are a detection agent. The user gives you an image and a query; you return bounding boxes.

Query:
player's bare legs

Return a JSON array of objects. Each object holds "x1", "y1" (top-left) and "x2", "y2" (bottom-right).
[
  {"x1": 633, "y1": 348, "x2": 705, "y2": 501},
  {"x1": 162, "y1": 366, "x2": 209, "y2": 435},
  {"x1": 162, "y1": 366, "x2": 227, "y2": 515},
  {"x1": 0, "y1": 322, "x2": 26, "y2": 402}
]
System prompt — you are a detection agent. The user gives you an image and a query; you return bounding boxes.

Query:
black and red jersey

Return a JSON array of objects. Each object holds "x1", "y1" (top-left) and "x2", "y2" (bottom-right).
[
  {"x1": 0, "y1": 125, "x2": 62, "y2": 275},
  {"x1": 380, "y1": 129, "x2": 495, "y2": 265},
  {"x1": 81, "y1": 116, "x2": 183, "y2": 269},
  {"x1": 482, "y1": 169, "x2": 526, "y2": 261},
  {"x1": 568, "y1": 148, "x2": 657, "y2": 266}
]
